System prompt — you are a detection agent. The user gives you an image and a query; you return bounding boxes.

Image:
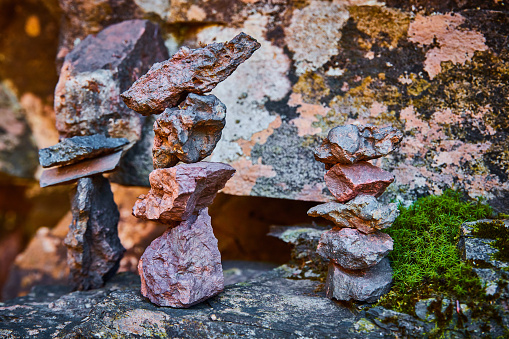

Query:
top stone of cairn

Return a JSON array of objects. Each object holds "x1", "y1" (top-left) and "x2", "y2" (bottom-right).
[
  {"x1": 314, "y1": 124, "x2": 403, "y2": 166},
  {"x1": 121, "y1": 32, "x2": 261, "y2": 116}
]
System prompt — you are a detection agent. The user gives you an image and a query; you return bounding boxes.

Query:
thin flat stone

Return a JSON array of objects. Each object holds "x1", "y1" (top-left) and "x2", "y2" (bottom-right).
[
  {"x1": 39, "y1": 135, "x2": 128, "y2": 168},
  {"x1": 324, "y1": 162, "x2": 394, "y2": 203}
]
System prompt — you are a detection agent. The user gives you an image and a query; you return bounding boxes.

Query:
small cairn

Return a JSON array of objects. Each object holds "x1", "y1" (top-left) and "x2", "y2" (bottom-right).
[
  {"x1": 308, "y1": 124, "x2": 403, "y2": 302},
  {"x1": 121, "y1": 33, "x2": 260, "y2": 307}
]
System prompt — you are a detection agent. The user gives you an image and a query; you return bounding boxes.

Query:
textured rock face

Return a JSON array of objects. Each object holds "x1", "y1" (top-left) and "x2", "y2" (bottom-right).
[
  {"x1": 325, "y1": 162, "x2": 395, "y2": 203},
  {"x1": 55, "y1": 19, "x2": 168, "y2": 142},
  {"x1": 133, "y1": 162, "x2": 235, "y2": 224},
  {"x1": 307, "y1": 195, "x2": 399, "y2": 234},
  {"x1": 326, "y1": 258, "x2": 393, "y2": 303},
  {"x1": 39, "y1": 135, "x2": 128, "y2": 168},
  {"x1": 153, "y1": 93, "x2": 226, "y2": 168},
  {"x1": 65, "y1": 175, "x2": 125, "y2": 290},
  {"x1": 138, "y1": 208, "x2": 223, "y2": 307},
  {"x1": 317, "y1": 228, "x2": 393, "y2": 270},
  {"x1": 121, "y1": 32, "x2": 261, "y2": 115},
  {"x1": 315, "y1": 125, "x2": 403, "y2": 166}
]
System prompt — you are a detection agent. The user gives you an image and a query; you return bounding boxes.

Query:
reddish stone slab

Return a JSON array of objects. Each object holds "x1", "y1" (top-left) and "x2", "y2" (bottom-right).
[
  {"x1": 324, "y1": 162, "x2": 394, "y2": 203},
  {"x1": 138, "y1": 208, "x2": 224, "y2": 308},
  {"x1": 40, "y1": 151, "x2": 123, "y2": 188},
  {"x1": 121, "y1": 32, "x2": 260, "y2": 115},
  {"x1": 133, "y1": 162, "x2": 235, "y2": 224}
]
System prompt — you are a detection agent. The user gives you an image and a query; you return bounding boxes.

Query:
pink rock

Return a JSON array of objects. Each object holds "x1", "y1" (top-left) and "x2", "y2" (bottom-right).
[
  {"x1": 133, "y1": 162, "x2": 235, "y2": 224},
  {"x1": 324, "y1": 162, "x2": 394, "y2": 202},
  {"x1": 138, "y1": 208, "x2": 224, "y2": 308}
]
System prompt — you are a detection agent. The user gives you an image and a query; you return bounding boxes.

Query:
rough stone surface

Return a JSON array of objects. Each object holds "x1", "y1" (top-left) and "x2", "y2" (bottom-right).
[
  {"x1": 326, "y1": 258, "x2": 393, "y2": 303},
  {"x1": 121, "y1": 32, "x2": 260, "y2": 115},
  {"x1": 133, "y1": 162, "x2": 235, "y2": 224},
  {"x1": 325, "y1": 162, "x2": 395, "y2": 203},
  {"x1": 65, "y1": 175, "x2": 125, "y2": 290},
  {"x1": 55, "y1": 19, "x2": 168, "y2": 142},
  {"x1": 308, "y1": 195, "x2": 399, "y2": 234},
  {"x1": 39, "y1": 135, "x2": 128, "y2": 168},
  {"x1": 315, "y1": 125, "x2": 403, "y2": 166},
  {"x1": 317, "y1": 228, "x2": 393, "y2": 270},
  {"x1": 153, "y1": 93, "x2": 226, "y2": 168},
  {"x1": 138, "y1": 208, "x2": 223, "y2": 307}
]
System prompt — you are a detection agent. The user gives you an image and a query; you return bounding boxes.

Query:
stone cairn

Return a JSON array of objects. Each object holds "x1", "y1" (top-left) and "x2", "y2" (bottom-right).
[
  {"x1": 308, "y1": 124, "x2": 403, "y2": 302},
  {"x1": 120, "y1": 33, "x2": 260, "y2": 307}
]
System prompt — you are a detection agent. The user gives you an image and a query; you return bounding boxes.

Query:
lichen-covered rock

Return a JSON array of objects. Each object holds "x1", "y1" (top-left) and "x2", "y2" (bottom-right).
[
  {"x1": 65, "y1": 175, "x2": 125, "y2": 290},
  {"x1": 55, "y1": 19, "x2": 168, "y2": 142},
  {"x1": 133, "y1": 162, "x2": 235, "y2": 224},
  {"x1": 317, "y1": 228, "x2": 393, "y2": 270},
  {"x1": 325, "y1": 162, "x2": 395, "y2": 203},
  {"x1": 314, "y1": 125, "x2": 403, "y2": 166},
  {"x1": 326, "y1": 258, "x2": 393, "y2": 303},
  {"x1": 121, "y1": 32, "x2": 260, "y2": 115},
  {"x1": 307, "y1": 195, "x2": 399, "y2": 234},
  {"x1": 39, "y1": 135, "x2": 128, "y2": 168},
  {"x1": 138, "y1": 208, "x2": 223, "y2": 307},
  {"x1": 153, "y1": 93, "x2": 226, "y2": 168}
]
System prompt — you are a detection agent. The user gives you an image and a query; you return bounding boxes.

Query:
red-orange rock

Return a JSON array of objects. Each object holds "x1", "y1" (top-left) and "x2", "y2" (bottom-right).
[
  {"x1": 138, "y1": 208, "x2": 223, "y2": 308},
  {"x1": 121, "y1": 32, "x2": 260, "y2": 115},
  {"x1": 324, "y1": 162, "x2": 394, "y2": 203},
  {"x1": 133, "y1": 162, "x2": 235, "y2": 224}
]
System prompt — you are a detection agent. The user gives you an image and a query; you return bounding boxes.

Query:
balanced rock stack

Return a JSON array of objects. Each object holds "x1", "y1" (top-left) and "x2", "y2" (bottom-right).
[
  {"x1": 308, "y1": 124, "x2": 403, "y2": 302},
  {"x1": 121, "y1": 33, "x2": 260, "y2": 307}
]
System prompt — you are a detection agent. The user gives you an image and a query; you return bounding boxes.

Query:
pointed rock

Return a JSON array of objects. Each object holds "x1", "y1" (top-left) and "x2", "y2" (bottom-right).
[
  {"x1": 65, "y1": 175, "x2": 125, "y2": 290},
  {"x1": 138, "y1": 208, "x2": 224, "y2": 307},
  {"x1": 133, "y1": 162, "x2": 235, "y2": 224},
  {"x1": 121, "y1": 32, "x2": 260, "y2": 115},
  {"x1": 314, "y1": 124, "x2": 403, "y2": 166},
  {"x1": 325, "y1": 162, "x2": 394, "y2": 203},
  {"x1": 307, "y1": 195, "x2": 399, "y2": 233},
  {"x1": 153, "y1": 93, "x2": 226, "y2": 169},
  {"x1": 325, "y1": 258, "x2": 393, "y2": 303},
  {"x1": 317, "y1": 228, "x2": 393, "y2": 270}
]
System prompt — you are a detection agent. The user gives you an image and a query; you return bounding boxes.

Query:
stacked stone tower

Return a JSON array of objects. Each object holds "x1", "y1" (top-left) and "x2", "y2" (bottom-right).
[
  {"x1": 308, "y1": 124, "x2": 403, "y2": 302},
  {"x1": 121, "y1": 33, "x2": 260, "y2": 307}
]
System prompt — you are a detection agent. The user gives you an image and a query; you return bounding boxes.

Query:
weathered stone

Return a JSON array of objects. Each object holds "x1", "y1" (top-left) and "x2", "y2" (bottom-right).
[
  {"x1": 315, "y1": 125, "x2": 403, "y2": 166},
  {"x1": 138, "y1": 208, "x2": 223, "y2": 307},
  {"x1": 65, "y1": 175, "x2": 125, "y2": 290},
  {"x1": 317, "y1": 228, "x2": 393, "y2": 270},
  {"x1": 121, "y1": 32, "x2": 260, "y2": 115},
  {"x1": 153, "y1": 93, "x2": 226, "y2": 168},
  {"x1": 325, "y1": 258, "x2": 393, "y2": 303},
  {"x1": 325, "y1": 162, "x2": 395, "y2": 203},
  {"x1": 133, "y1": 162, "x2": 235, "y2": 224},
  {"x1": 40, "y1": 151, "x2": 123, "y2": 188},
  {"x1": 39, "y1": 135, "x2": 128, "y2": 168},
  {"x1": 307, "y1": 195, "x2": 399, "y2": 233},
  {"x1": 55, "y1": 19, "x2": 168, "y2": 142}
]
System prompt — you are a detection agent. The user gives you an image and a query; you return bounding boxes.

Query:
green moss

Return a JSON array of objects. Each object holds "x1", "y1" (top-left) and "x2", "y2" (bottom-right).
[{"x1": 470, "y1": 220, "x2": 509, "y2": 262}]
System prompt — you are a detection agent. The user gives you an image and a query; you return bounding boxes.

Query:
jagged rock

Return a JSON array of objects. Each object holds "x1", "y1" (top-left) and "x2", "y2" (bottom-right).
[
  {"x1": 307, "y1": 195, "x2": 399, "y2": 234},
  {"x1": 39, "y1": 135, "x2": 128, "y2": 168},
  {"x1": 153, "y1": 93, "x2": 226, "y2": 168},
  {"x1": 121, "y1": 32, "x2": 260, "y2": 115},
  {"x1": 138, "y1": 208, "x2": 223, "y2": 307},
  {"x1": 65, "y1": 175, "x2": 125, "y2": 290},
  {"x1": 314, "y1": 125, "x2": 403, "y2": 166},
  {"x1": 325, "y1": 162, "x2": 394, "y2": 203},
  {"x1": 325, "y1": 258, "x2": 393, "y2": 303},
  {"x1": 133, "y1": 162, "x2": 235, "y2": 224},
  {"x1": 317, "y1": 228, "x2": 393, "y2": 270},
  {"x1": 55, "y1": 19, "x2": 168, "y2": 143}
]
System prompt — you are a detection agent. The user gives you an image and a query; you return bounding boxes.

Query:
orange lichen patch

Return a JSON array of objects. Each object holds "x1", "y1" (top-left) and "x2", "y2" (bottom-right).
[
  {"x1": 296, "y1": 182, "x2": 330, "y2": 202},
  {"x1": 408, "y1": 13, "x2": 488, "y2": 79},
  {"x1": 236, "y1": 116, "x2": 282, "y2": 156},
  {"x1": 20, "y1": 93, "x2": 59, "y2": 149},
  {"x1": 25, "y1": 15, "x2": 41, "y2": 38},
  {"x1": 222, "y1": 157, "x2": 277, "y2": 196},
  {"x1": 289, "y1": 93, "x2": 330, "y2": 136}
]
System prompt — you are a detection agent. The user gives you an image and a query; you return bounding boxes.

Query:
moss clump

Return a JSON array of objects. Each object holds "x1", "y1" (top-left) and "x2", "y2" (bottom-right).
[
  {"x1": 378, "y1": 189, "x2": 492, "y2": 314},
  {"x1": 471, "y1": 220, "x2": 509, "y2": 262}
]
